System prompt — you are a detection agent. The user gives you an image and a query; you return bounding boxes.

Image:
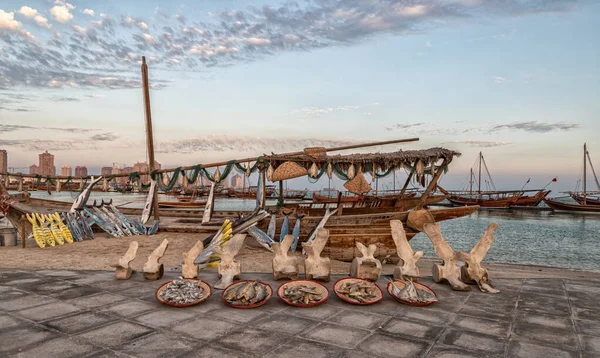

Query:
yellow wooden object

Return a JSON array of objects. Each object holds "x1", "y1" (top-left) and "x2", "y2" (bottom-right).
[
  {"x1": 52, "y1": 213, "x2": 73, "y2": 244},
  {"x1": 44, "y1": 214, "x2": 65, "y2": 245},
  {"x1": 25, "y1": 214, "x2": 46, "y2": 248},
  {"x1": 35, "y1": 213, "x2": 56, "y2": 247}
]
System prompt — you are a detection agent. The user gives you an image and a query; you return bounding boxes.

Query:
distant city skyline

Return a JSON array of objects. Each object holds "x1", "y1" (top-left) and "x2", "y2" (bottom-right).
[{"x1": 0, "y1": 1, "x2": 598, "y2": 193}]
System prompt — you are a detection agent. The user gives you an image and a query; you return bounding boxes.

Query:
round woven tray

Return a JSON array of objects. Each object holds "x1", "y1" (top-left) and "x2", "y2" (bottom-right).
[
  {"x1": 277, "y1": 280, "x2": 330, "y2": 307},
  {"x1": 387, "y1": 280, "x2": 438, "y2": 307},
  {"x1": 155, "y1": 279, "x2": 212, "y2": 307},
  {"x1": 221, "y1": 280, "x2": 273, "y2": 309},
  {"x1": 333, "y1": 277, "x2": 383, "y2": 305}
]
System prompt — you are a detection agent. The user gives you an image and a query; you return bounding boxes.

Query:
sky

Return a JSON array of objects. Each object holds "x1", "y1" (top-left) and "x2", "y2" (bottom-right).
[{"x1": 0, "y1": 0, "x2": 599, "y2": 193}]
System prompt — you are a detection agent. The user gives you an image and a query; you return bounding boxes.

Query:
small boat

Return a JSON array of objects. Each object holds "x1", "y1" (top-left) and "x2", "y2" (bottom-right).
[
  {"x1": 545, "y1": 143, "x2": 600, "y2": 213},
  {"x1": 158, "y1": 201, "x2": 206, "y2": 208},
  {"x1": 441, "y1": 152, "x2": 551, "y2": 208}
]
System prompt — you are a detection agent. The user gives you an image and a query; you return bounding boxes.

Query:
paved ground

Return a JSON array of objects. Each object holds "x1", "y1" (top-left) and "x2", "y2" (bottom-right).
[{"x1": 0, "y1": 269, "x2": 598, "y2": 358}]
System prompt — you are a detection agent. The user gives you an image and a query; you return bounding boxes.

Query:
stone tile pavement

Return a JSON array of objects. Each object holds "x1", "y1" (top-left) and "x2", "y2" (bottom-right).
[{"x1": 1, "y1": 268, "x2": 598, "y2": 357}]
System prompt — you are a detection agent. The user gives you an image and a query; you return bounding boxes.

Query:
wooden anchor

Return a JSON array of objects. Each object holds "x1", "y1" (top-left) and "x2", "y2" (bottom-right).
[
  {"x1": 349, "y1": 242, "x2": 382, "y2": 282},
  {"x1": 457, "y1": 223, "x2": 500, "y2": 294},
  {"x1": 181, "y1": 240, "x2": 204, "y2": 279},
  {"x1": 142, "y1": 239, "x2": 169, "y2": 280},
  {"x1": 302, "y1": 228, "x2": 331, "y2": 282},
  {"x1": 214, "y1": 234, "x2": 246, "y2": 289},
  {"x1": 390, "y1": 220, "x2": 423, "y2": 280},
  {"x1": 423, "y1": 223, "x2": 470, "y2": 291},
  {"x1": 272, "y1": 234, "x2": 300, "y2": 280},
  {"x1": 111, "y1": 241, "x2": 138, "y2": 280}
]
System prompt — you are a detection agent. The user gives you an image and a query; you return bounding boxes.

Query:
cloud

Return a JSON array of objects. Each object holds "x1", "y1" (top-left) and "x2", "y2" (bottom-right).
[
  {"x1": 0, "y1": 122, "x2": 96, "y2": 133},
  {"x1": 445, "y1": 140, "x2": 512, "y2": 148},
  {"x1": 425, "y1": 41, "x2": 432, "y2": 47},
  {"x1": 492, "y1": 76, "x2": 507, "y2": 84},
  {"x1": 492, "y1": 121, "x2": 581, "y2": 133},
  {"x1": 49, "y1": 96, "x2": 80, "y2": 102},
  {"x1": 292, "y1": 105, "x2": 361, "y2": 116},
  {"x1": 17, "y1": 7, "x2": 52, "y2": 30},
  {"x1": 155, "y1": 136, "x2": 359, "y2": 154},
  {"x1": 50, "y1": 3, "x2": 75, "y2": 23},
  {"x1": 385, "y1": 123, "x2": 426, "y2": 131},
  {"x1": 0, "y1": 138, "x2": 84, "y2": 151},
  {"x1": 0, "y1": 0, "x2": 588, "y2": 94},
  {"x1": 90, "y1": 132, "x2": 119, "y2": 141}
]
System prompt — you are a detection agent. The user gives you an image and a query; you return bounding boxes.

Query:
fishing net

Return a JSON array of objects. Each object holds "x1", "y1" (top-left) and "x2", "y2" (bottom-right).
[{"x1": 343, "y1": 171, "x2": 372, "y2": 195}]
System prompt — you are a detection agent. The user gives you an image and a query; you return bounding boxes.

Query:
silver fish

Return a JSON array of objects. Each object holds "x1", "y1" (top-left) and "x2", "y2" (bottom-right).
[
  {"x1": 266, "y1": 212, "x2": 277, "y2": 240},
  {"x1": 69, "y1": 176, "x2": 103, "y2": 213},
  {"x1": 290, "y1": 215, "x2": 304, "y2": 253},
  {"x1": 141, "y1": 179, "x2": 157, "y2": 225},
  {"x1": 279, "y1": 212, "x2": 290, "y2": 242},
  {"x1": 247, "y1": 226, "x2": 274, "y2": 252}
]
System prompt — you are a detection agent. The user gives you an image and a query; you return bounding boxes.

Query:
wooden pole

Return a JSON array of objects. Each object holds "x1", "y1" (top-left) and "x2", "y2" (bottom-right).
[
  {"x1": 583, "y1": 143, "x2": 587, "y2": 206},
  {"x1": 398, "y1": 171, "x2": 414, "y2": 199},
  {"x1": 278, "y1": 180, "x2": 284, "y2": 207},
  {"x1": 20, "y1": 215, "x2": 25, "y2": 248},
  {"x1": 478, "y1": 152, "x2": 482, "y2": 199},
  {"x1": 0, "y1": 137, "x2": 420, "y2": 181},
  {"x1": 142, "y1": 56, "x2": 160, "y2": 220},
  {"x1": 415, "y1": 160, "x2": 447, "y2": 210}
]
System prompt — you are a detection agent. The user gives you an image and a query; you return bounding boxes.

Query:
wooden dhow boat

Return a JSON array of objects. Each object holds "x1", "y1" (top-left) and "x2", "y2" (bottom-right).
[
  {"x1": 441, "y1": 151, "x2": 552, "y2": 208},
  {"x1": 545, "y1": 144, "x2": 600, "y2": 213}
]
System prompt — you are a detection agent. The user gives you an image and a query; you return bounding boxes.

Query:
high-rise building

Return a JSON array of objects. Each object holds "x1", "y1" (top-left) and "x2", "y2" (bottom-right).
[
  {"x1": 29, "y1": 165, "x2": 39, "y2": 175},
  {"x1": 231, "y1": 174, "x2": 243, "y2": 188},
  {"x1": 38, "y1": 151, "x2": 55, "y2": 176},
  {"x1": 61, "y1": 165, "x2": 72, "y2": 177},
  {"x1": 75, "y1": 166, "x2": 88, "y2": 177},
  {"x1": 133, "y1": 161, "x2": 161, "y2": 183},
  {"x1": 101, "y1": 167, "x2": 113, "y2": 177},
  {"x1": 0, "y1": 150, "x2": 7, "y2": 174}
]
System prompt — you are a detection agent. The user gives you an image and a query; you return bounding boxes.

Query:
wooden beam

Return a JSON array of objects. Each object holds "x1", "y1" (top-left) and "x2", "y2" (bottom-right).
[
  {"x1": 141, "y1": 56, "x2": 160, "y2": 221},
  {"x1": 0, "y1": 137, "x2": 420, "y2": 180}
]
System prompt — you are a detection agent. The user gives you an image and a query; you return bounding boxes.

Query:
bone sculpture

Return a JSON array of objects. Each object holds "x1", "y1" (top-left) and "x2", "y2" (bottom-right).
[
  {"x1": 390, "y1": 220, "x2": 423, "y2": 280},
  {"x1": 272, "y1": 234, "x2": 300, "y2": 280},
  {"x1": 111, "y1": 241, "x2": 138, "y2": 280},
  {"x1": 214, "y1": 234, "x2": 246, "y2": 289},
  {"x1": 143, "y1": 239, "x2": 169, "y2": 280},
  {"x1": 302, "y1": 228, "x2": 331, "y2": 282},
  {"x1": 181, "y1": 240, "x2": 204, "y2": 279},
  {"x1": 456, "y1": 223, "x2": 500, "y2": 294},
  {"x1": 349, "y1": 243, "x2": 382, "y2": 282},
  {"x1": 423, "y1": 223, "x2": 470, "y2": 291}
]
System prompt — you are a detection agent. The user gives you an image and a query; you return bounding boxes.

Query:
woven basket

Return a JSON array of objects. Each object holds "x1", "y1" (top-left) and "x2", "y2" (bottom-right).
[
  {"x1": 272, "y1": 161, "x2": 308, "y2": 182},
  {"x1": 304, "y1": 147, "x2": 327, "y2": 158},
  {"x1": 343, "y1": 171, "x2": 371, "y2": 195},
  {"x1": 155, "y1": 279, "x2": 212, "y2": 307},
  {"x1": 387, "y1": 280, "x2": 437, "y2": 307},
  {"x1": 333, "y1": 277, "x2": 383, "y2": 305},
  {"x1": 277, "y1": 280, "x2": 329, "y2": 307},
  {"x1": 221, "y1": 280, "x2": 273, "y2": 309}
]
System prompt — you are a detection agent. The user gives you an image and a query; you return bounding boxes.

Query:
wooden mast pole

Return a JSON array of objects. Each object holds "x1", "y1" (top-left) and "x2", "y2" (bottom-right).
[
  {"x1": 583, "y1": 143, "x2": 587, "y2": 206},
  {"x1": 141, "y1": 56, "x2": 160, "y2": 220},
  {"x1": 478, "y1": 151, "x2": 482, "y2": 200}
]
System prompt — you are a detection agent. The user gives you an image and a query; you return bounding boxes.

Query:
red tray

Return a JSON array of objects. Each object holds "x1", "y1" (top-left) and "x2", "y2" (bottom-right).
[
  {"x1": 221, "y1": 280, "x2": 273, "y2": 309},
  {"x1": 277, "y1": 280, "x2": 329, "y2": 307},
  {"x1": 333, "y1": 277, "x2": 383, "y2": 305},
  {"x1": 387, "y1": 280, "x2": 438, "y2": 306},
  {"x1": 155, "y1": 279, "x2": 212, "y2": 307}
]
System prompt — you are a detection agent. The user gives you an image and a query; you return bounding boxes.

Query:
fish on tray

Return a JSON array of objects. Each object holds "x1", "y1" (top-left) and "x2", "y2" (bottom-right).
[
  {"x1": 389, "y1": 279, "x2": 438, "y2": 304},
  {"x1": 224, "y1": 280, "x2": 269, "y2": 306},
  {"x1": 282, "y1": 284, "x2": 323, "y2": 305},
  {"x1": 336, "y1": 281, "x2": 378, "y2": 303},
  {"x1": 159, "y1": 277, "x2": 205, "y2": 304}
]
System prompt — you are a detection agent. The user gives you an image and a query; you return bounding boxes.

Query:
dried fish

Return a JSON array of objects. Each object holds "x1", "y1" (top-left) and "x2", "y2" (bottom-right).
[
  {"x1": 389, "y1": 279, "x2": 438, "y2": 304},
  {"x1": 224, "y1": 280, "x2": 269, "y2": 306},
  {"x1": 336, "y1": 280, "x2": 378, "y2": 303},
  {"x1": 159, "y1": 277, "x2": 205, "y2": 305},
  {"x1": 282, "y1": 285, "x2": 323, "y2": 304}
]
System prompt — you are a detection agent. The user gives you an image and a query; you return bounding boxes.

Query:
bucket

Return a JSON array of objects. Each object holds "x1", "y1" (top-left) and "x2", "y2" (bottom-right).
[{"x1": 0, "y1": 228, "x2": 17, "y2": 247}]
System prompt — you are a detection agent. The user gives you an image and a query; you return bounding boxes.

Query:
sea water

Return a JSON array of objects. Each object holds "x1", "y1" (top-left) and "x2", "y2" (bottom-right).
[{"x1": 13, "y1": 191, "x2": 600, "y2": 272}]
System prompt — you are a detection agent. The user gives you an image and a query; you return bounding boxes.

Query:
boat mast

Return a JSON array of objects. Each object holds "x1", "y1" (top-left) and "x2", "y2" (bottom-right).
[
  {"x1": 469, "y1": 168, "x2": 473, "y2": 195},
  {"x1": 141, "y1": 56, "x2": 160, "y2": 220},
  {"x1": 583, "y1": 143, "x2": 587, "y2": 205},
  {"x1": 478, "y1": 151, "x2": 482, "y2": 200}
]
